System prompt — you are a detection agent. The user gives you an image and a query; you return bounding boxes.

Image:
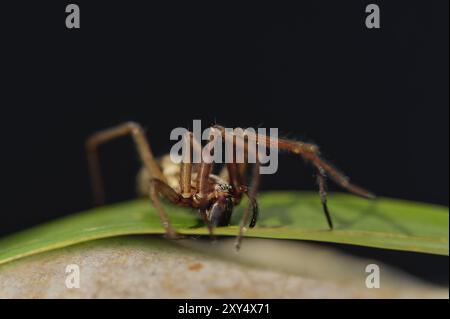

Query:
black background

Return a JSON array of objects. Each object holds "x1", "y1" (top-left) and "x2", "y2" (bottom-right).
[{"x1": 0, "y1": 1, "x2": 448, "y2": 282}]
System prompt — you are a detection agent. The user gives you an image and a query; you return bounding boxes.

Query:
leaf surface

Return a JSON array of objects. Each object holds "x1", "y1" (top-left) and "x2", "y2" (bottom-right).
[{"x1": 0, "y1": 191, "x2": 448, "y2": 265}]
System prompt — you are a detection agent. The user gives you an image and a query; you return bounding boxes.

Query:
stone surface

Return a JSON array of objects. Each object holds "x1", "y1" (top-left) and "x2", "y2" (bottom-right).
[{"x1": 0, "y1": 236, "x2": 447, "y2": 298}]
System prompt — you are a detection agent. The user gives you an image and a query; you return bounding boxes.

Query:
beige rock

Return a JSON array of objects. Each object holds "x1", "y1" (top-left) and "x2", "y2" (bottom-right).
[{"x1": 0, "y1": 236, "x2": 447, "y2": 298}]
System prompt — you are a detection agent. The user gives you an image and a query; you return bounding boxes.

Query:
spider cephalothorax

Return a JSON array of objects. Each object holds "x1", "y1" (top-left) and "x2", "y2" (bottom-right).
[{"x1": 86, "y1": 121, "x2": 374, "y2": 249}]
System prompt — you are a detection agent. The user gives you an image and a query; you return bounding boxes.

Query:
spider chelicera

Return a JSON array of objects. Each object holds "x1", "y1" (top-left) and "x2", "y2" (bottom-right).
[{"x1": 86, "y1": 122, "x2": 375, "y2": 249}]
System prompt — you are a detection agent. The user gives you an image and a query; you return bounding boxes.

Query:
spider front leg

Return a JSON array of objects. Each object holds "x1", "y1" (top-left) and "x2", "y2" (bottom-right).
[
  {"x1": 194, "y1": 159, "x2": 218, "y2": 239},
  {"x1": 212, "y1": 126, "x2": 260, "y2": 250},
  {"x1": 232, "y1": 161, "x2": 260, "y2": 250},
  {"x1": 149, "y1": 178, "x2": 185, "y2": 239},
  {"x1": 180, "y1": 132, "x2": 215, "y2": 239}
]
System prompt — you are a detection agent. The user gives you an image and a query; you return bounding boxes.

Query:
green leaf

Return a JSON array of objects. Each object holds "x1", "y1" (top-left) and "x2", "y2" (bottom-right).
[{"x1": 0, "y1": 191, "x2": 448, "y2": 265}]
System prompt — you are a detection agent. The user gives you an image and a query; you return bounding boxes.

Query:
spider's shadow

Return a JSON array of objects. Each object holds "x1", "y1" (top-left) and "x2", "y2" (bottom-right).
[
  {"x1": 189, "y1": 218, "x2": 206, "y2": 229},
  {"x1": 230, "y1": 198, "x2": 298, "y2": 228},
  {"x1": 332, "y1": 199, "x2": 413, "y2": 236},
  {"x1": 185, "y1": 197, "x2": 413, "y2": 236}
]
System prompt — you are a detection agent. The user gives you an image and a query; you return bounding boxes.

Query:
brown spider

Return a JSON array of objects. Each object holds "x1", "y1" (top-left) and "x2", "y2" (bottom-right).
[{"x1": 85, "y1": 122, "x2": 375, "y2": 249}]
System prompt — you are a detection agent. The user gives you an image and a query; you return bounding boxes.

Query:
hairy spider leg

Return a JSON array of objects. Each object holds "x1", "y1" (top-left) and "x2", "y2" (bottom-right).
[
  {"x1": 149, "y1": 178, "x2": 184, "y2": 239},
  {"x1": 213, "y1": 124, "x2": 375, "y2": 236},
  {"x1": 86, "y1": 122, "x2": 186, "y2": 238},
  {"x1": 85, "y1": 121, "x2": 165, "y2": 205},
  {"x1": 211, "y1": 126, "x2": 261, "y2": 250}
]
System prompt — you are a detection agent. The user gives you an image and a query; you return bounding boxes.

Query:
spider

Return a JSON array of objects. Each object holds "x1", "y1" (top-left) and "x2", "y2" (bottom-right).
[{"x1": 85, "y1": 122, "x2": 375, "y2": 249}]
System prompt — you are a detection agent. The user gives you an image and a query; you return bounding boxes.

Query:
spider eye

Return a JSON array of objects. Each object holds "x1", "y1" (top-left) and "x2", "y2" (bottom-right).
[{"x1": 216, "y1": 183, "x2": 232, "y2": 192}]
